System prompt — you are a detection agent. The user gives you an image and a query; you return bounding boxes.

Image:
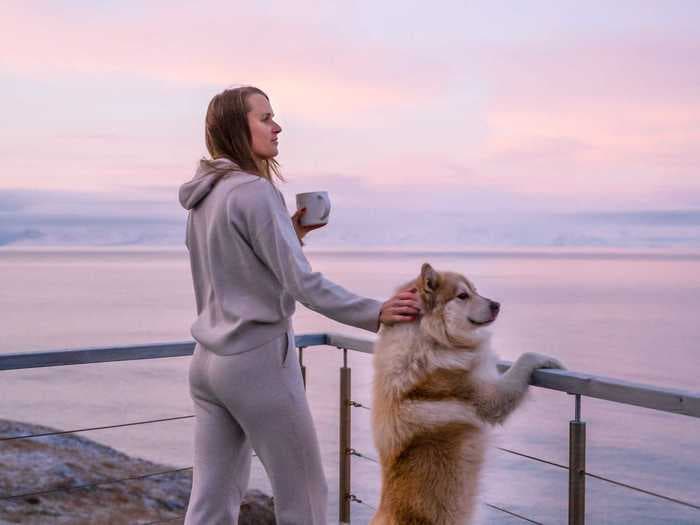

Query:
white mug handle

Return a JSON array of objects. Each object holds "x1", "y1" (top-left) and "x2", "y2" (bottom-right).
[{"x1": 318, "y1": 194, "x2": 331, "y2": 221}]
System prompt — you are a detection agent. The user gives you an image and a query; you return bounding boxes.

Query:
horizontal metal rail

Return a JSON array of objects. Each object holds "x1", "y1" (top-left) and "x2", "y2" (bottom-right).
[
  {"x1": 2, "y1": 332, "x2": 698, "y2": 418},
  {"x1": 324, "y1": 333, "x2": 700, "y2": 418},
  {"x1": 0, "y1": 334, "x2": 327, "y2": 371},
  {"x1": 0, "y1": 341, "x2": 196, "y2": 370}
]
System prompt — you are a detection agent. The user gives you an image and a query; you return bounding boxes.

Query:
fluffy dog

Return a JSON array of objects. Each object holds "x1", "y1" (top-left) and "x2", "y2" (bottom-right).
[{"x1": 370, "y1": 263, "x2": 564, "y2": 525}]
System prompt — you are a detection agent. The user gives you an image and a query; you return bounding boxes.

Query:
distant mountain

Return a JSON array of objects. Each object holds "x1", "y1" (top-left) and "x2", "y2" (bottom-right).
[
  {"x1": 1, "y1": 189, "x2": 699, "y2": 249},
  {"x1": 2, "y1": 209, "x2": 700, "y2": 249}
]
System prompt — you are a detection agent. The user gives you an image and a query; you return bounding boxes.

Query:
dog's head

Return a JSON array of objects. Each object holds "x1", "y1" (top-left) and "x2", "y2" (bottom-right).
[{"x1": 417, "y1": 262, "x2": 500, "y2": 348}]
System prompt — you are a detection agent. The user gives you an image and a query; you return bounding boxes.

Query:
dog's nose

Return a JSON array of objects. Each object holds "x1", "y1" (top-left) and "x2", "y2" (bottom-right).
[{"x1": 490, "y1": 301, "x2": 500, "y2": 314}]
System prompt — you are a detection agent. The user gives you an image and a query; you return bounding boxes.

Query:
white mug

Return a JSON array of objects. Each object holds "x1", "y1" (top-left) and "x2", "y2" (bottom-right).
[{"x1": 295, "y1": 191, "x2": 331, "y2": 227}]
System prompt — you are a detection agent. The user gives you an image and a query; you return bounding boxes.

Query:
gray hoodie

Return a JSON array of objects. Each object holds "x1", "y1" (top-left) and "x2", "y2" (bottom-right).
[{"x1": 179, "y1": 158, "x2": 382, "y2": 355}]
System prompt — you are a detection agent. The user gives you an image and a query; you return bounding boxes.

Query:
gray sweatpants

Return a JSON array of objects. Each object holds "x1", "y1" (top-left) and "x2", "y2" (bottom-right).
[{"x1": 184, "y1": 331, "x2": 328, "y2": 525}]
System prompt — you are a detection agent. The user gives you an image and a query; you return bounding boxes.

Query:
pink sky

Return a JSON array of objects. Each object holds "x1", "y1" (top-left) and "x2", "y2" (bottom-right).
[{"x1": 2, "y1": 1, "x2": 699, "y2": 212}]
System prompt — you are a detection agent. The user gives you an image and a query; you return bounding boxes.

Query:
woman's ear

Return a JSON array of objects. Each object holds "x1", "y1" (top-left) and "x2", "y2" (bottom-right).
[{"x1": 420, "y1": 262, "x2": 440, "y2": 310}]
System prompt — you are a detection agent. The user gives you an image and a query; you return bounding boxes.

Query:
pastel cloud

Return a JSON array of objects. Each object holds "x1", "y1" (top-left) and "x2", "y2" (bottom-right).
[
  {"x1": 1, "y1": 1, "x2": 699, "y2": 213},
  {"x1": 1, "y1": 2, "x2": 444, "y2": 120},
  {"x1": 459, "y1": 38, "x2": 700, "y2": 204}
]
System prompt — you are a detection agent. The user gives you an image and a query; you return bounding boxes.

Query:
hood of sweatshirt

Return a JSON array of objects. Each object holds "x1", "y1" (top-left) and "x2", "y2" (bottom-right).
[{"x1": 179, "y1": 158, "x2": 243, "y2": 210}]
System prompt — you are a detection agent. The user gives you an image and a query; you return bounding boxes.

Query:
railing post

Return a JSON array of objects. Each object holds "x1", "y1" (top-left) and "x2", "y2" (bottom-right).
[
  {"x1": 299, "y1": 346, "x2": 306, "y2": 388},
  {"x1": 569, "y1": 394, "x2": 586, "y2": 525},
  {"x1": 339, "y1": 348, "x2": 351, "y2": 524}
]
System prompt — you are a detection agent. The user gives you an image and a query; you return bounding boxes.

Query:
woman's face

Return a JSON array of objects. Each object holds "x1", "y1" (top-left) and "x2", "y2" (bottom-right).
[{"x1": 247, "y1": 93, "x2": 282, "y2": 160}]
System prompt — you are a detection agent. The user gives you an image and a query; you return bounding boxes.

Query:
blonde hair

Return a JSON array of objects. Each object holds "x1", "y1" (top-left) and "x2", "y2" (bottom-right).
[{"x1": 204, "y1": 86, "x2": 282, "y2": 182}]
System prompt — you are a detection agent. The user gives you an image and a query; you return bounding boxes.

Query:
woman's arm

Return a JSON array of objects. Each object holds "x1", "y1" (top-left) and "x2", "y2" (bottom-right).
[
  {"x1": 230, "y1": 179, "x2": 419, "y2": 331},
  {"x1": 291, "y1": 205, "x2": 421, "y2": 323}
]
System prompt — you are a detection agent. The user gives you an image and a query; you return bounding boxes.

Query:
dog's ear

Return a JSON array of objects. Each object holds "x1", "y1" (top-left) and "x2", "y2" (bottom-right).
[{"x1": 420, "y1": 263, "x2": 440, "y2": 310}]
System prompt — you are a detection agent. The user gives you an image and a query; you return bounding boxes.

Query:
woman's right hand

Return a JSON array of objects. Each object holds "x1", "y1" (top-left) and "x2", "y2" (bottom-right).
[
  {"x1": 379, "y1": 287, "x2": 422, "y2": 325},
  {"x1": 291, "y1": 207, "x2": 325, "y2": 243}
]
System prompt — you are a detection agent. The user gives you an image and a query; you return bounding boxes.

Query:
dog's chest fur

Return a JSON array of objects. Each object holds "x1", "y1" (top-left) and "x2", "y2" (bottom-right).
[{"x1": 373, "y1": 321, "x2": 493, "y2": 406}]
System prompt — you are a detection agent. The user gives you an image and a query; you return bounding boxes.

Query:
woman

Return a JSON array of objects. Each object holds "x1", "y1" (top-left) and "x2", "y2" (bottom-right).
[{"x1": 178, "y1": 86, "x2": 420, "y2": 525}]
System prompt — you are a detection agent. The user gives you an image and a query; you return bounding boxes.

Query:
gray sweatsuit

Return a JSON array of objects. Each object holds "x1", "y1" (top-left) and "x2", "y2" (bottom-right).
[{"x1": 179, "y1": 158, "x2": 382, "y2": 524}]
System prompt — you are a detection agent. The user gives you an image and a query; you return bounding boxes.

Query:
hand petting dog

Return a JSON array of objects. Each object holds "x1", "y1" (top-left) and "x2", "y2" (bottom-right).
[{"x1": 380, "y1": 287, "x2": 422, "y2": 325}]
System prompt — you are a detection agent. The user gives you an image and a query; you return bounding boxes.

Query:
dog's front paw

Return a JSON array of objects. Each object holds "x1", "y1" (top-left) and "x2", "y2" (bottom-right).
[
  {"x1": 522, "y1": 352, "x2": 566, "y2": 371},
  {"x1": 539, "y1": 356, "x2": 566, "y2": 370}
]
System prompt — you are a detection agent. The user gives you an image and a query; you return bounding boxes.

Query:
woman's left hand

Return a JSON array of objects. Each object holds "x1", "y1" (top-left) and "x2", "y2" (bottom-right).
[
  {"x1": 292, "y1": 208, "x2": 325, "y2": 242},
  {"x1": 379, "y1": 287, "x2": 422, "y2": 325}
]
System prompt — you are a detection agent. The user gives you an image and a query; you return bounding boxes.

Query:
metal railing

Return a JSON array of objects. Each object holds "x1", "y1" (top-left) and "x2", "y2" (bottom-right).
[{"x1": 1, "y1": 332, "x2": 699, "y2": 524}]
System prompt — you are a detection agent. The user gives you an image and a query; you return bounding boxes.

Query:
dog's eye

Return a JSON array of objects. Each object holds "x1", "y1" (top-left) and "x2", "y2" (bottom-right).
[{"x1": 457, "y1": 292, "x2": 470, "y2": 300}]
